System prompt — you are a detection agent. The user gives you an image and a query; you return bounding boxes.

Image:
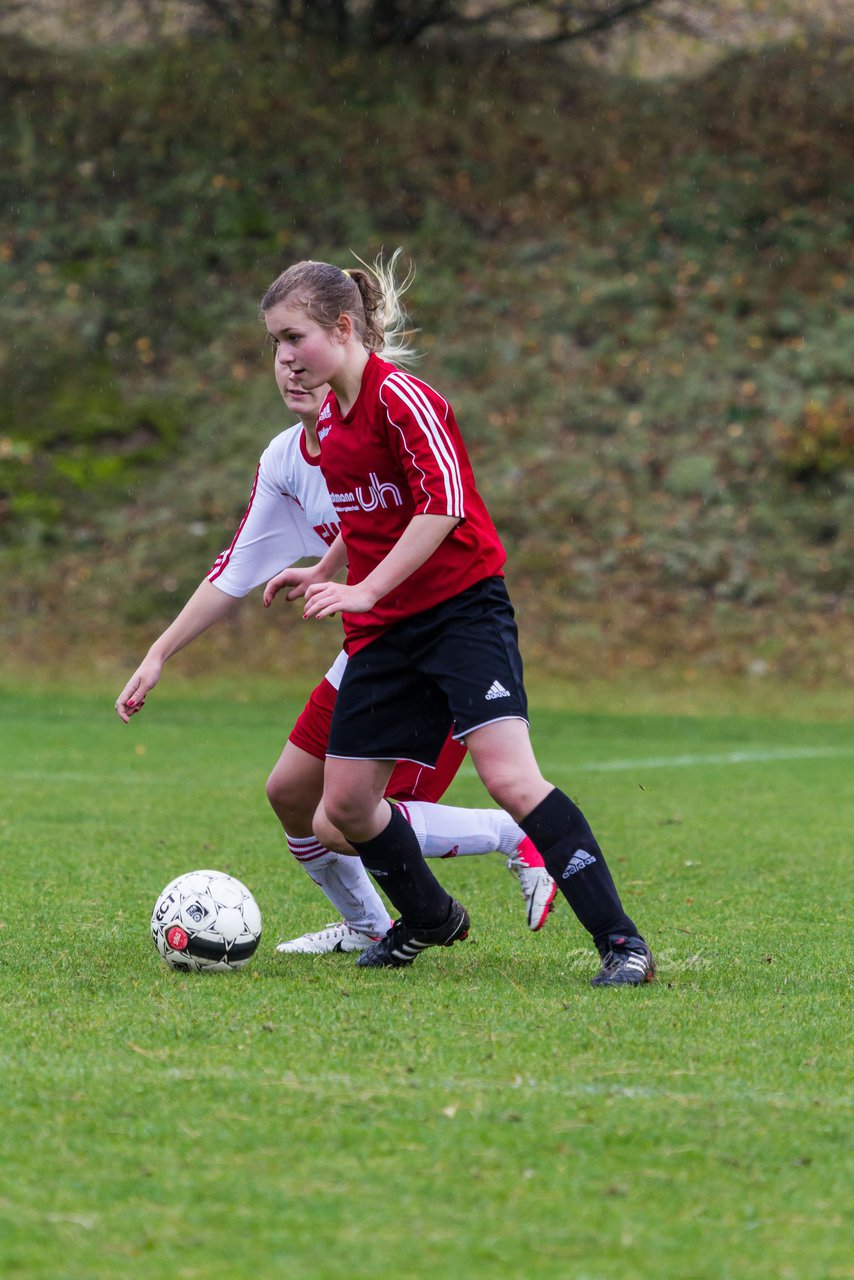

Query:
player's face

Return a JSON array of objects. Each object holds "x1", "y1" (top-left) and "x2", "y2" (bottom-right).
[
  {"x1": 265, "y1": 300, "x2": 345, "y2": 393},
  {"x1": 274, "y1": 359, "x2": 330, "y2": 423}
]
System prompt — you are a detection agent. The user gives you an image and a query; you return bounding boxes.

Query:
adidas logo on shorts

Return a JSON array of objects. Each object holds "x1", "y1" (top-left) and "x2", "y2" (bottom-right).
[{"x1": 485, "y1": 680, "x2": 511, "y2": 700}]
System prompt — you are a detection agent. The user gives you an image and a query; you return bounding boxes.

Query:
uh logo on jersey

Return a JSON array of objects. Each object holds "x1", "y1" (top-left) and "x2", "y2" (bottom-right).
[{"x1": 331, "y1": 472, "x2": 404, "y2": 514}]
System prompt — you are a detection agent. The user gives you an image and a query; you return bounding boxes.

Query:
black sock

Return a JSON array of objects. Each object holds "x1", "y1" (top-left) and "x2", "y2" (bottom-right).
[
  {"x1": 520, "y1": 787, "x2": 638, "y2": 950},
  {"x1": 351, "y1": 803, "x2": 454, "y2": 930}
]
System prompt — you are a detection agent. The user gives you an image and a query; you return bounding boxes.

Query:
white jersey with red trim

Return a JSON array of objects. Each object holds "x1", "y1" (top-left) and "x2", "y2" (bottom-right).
[
  {"x1": 207, "y1": 423, "x2": 339, "y2": 597},
  {"x1": 317, "y1": 353, "x2": 506, "y2": 653}
]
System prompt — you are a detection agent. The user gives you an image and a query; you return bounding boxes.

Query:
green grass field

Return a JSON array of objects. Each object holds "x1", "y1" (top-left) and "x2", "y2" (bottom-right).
[{"x1": 1, "y1": 684, "x2": 851, "y2": 1279}]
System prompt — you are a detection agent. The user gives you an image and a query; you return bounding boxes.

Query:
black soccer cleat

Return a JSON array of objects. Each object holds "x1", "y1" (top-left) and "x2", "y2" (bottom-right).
[
  {"x1": 591, "y1": 934, "x2": 655, "y2": 987},
  {"x1": 356, "y1": 898, "x2": 470, "y2": 968}
]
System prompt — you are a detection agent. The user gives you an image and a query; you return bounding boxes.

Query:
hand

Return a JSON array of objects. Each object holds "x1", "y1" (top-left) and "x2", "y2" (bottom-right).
[
  {"x1": 263, "y1": 565, "x2": 323, "y2": 608},
  {"x1": 115, "y1": 656, "x2": 163, "y2": 723},
  {"x1": 303, "y1": 580, "x2": 378, "y2": 620}
]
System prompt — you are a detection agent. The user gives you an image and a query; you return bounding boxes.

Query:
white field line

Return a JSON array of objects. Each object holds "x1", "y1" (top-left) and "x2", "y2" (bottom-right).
[{"x1": 460, "y1": 744, "x2": 854, "y2": 777}]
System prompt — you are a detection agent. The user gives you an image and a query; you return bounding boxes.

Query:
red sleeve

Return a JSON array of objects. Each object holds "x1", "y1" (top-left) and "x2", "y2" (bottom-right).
[{"x1": 379, "y1": 371, "x2": 466, "y2": 519}]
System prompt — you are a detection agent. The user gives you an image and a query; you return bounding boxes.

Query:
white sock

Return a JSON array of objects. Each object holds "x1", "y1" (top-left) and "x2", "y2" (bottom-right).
[
  {"x1": 286, "y1": 835, "x2": 392, "y2": 936},
  {"x1": 394, "y1": 801, "x2": 524, "y2": 858}
]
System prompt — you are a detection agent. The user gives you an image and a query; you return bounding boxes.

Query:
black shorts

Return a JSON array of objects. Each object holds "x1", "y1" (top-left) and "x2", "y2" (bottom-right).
[{"x1": 327, "y1": 576, "x2": 528, "y2": 767}]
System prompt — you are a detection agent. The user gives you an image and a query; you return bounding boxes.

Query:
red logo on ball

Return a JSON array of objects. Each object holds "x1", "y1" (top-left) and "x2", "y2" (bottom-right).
[{"x1": 166, "y1": 925, "x2": 189, "y2": 951}]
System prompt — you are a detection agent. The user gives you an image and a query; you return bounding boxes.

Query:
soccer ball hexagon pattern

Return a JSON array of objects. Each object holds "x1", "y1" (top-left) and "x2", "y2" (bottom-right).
[{"x1": 151, "y1": 869, "x2": 262, "y2": 972}]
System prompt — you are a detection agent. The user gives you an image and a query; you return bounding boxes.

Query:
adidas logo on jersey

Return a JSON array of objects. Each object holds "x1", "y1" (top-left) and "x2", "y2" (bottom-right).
[
  {"x1": 485, "y1": 680, "x2": 511, "y2": 700},
  {"x1": 561, "y1": 848, "x2": 597, "y2": 879}
]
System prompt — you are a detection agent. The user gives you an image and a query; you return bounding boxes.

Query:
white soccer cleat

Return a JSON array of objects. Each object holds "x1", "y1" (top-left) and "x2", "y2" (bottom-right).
[
  {"x1": 507, "y1": 837, "x2": 557, "y2": 932},
  {"x1": 275, "y1": 921, "x2": 385, "y2": 955}
]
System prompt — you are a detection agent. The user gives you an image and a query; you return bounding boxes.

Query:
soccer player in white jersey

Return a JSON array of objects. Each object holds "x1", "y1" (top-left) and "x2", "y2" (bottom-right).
[
  {"x1": 115, "y1": 357, "x2": 556, "y2": 953},
  {"x1": 260, "y1": 253, "x2": 655, "y2": 985}
]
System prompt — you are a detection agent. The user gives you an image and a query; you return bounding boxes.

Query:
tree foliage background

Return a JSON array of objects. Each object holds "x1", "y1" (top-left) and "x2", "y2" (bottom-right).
[{"x1": 0, "y1": 0, "x2": 851, "y2": 685}]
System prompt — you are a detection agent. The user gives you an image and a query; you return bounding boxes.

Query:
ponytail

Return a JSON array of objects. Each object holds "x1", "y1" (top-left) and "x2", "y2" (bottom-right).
[{"x1": 348, "y1": 249, "x2": 417, "y2": 366}]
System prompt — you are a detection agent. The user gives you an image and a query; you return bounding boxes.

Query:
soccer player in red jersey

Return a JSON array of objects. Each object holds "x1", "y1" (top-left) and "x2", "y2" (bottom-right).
[
  {"x1": 261, "y1": 254, "x2": 654, "y2": 985},
  {"x1": 115, "y1": 347, "x2": 555, "y2": 953}
]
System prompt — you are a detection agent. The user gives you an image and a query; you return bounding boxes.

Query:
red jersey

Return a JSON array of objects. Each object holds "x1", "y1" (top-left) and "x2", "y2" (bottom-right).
[{"x1": 317, "y1": 353, "x2": 505, "y2": 653}]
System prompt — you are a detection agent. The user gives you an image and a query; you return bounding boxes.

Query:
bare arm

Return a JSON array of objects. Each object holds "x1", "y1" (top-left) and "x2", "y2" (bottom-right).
[
  {"x1": 115, "y1": 579, "x2": 239, "y2": 722},
  {"x1": 302, "y1": 514, "x2": 458, "y2": 620}
]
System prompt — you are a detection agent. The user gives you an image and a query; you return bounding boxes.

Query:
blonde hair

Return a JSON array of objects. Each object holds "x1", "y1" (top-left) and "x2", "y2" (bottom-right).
[{"x1": 261, "y1": 248, "x2": 417, "y2": 366}]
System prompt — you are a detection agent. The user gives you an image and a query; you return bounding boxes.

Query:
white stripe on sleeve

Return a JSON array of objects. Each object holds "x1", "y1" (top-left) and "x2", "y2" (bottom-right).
[{"x1": 383, "y1": 372, "x2": 464, "y2": 515}]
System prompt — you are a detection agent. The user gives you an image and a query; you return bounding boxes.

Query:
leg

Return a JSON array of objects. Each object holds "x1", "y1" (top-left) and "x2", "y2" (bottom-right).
[
  {"x1": 319, "y1": 633, "x2": 475, "y2": 965},
  {"x1": 314, "y1": 756, "x2": 398, "y2": 847},
  {"x1": 390, "y1": 724, "x2": 554, "y2": 929},
  {"x1": 459, "y1": 719, "x2": 552, "y2": 821},
  {"x1": 465, "y1": 720, "x2": 653, "y2": 983},
  {"x1": 318, "y1": 757, "x2": 468, "y2": 962},
  {"x1": 395, "y1": 797, "x2": 556, "y2": 932},
  {"x1": 395, "y1": 797, "x2": 524, "y2": 858},
  {"x1": 266, "y1": 740, "x2": 392, "y2": 949},
  {"x1": 318, "y1": 757, "x2": 455, "y2": 926},
  {"x1": 266, "y1": 738, "x2": 324, "y2": 836}
]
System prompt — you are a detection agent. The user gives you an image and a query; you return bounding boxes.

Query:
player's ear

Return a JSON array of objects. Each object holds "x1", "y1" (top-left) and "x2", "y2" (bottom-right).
[{"x1": 333, "y1": 313, "x2": 353, "y2": 344}]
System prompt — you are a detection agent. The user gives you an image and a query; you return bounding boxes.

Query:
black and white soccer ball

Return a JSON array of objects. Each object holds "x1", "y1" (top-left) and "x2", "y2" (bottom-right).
[{"x1": 151, "y1": 869, "x2": 262, "y2": 972}]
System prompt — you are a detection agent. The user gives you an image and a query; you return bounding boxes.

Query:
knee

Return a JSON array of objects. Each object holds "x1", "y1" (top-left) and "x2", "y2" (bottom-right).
[
  {"x1": 266, "y1": 766, "x2": 313, "y2": 831},
  {"x1": 321, "y1": 791, "x2": 370, "y2": 836},
  {"x1": 313, "y1": 802, "x2": 350, "y2": 854},
  {"x1": 318, "y1": 783, "x2": 388, "y2": 847},
  {"x1": 479, "y1": 768, "x2": 551, "y2": 823}
]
